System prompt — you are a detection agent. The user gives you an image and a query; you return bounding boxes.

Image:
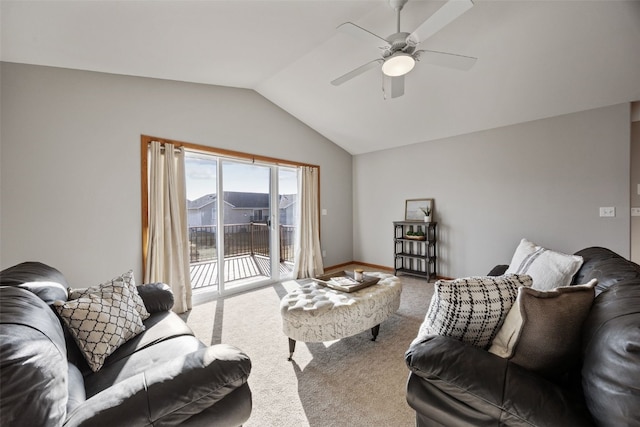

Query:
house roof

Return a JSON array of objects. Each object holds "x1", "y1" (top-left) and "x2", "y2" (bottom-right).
[
  {"x1": 189, "y1": 192, "x2": 294, "y2": 210},
  {"x1": 224, "y1": 192, "x2": 270, "y2": 209},
  {"x1": 188, "y1": 194, "x2": 217, "y2": 210},
  {"x1": 2, "y1": 1, "x2": 639, "y2": 154}
]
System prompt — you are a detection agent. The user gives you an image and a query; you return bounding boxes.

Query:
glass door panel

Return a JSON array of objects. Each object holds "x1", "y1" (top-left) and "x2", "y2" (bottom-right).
[
  {"x1": 278, "y1": 166, "x2": 298, "y2": 280},
  {"x1": 185, "y1": 153, "x2": 219, "y2": 292},
  {"x1": 221, "y1": 160, "x2": 272, "y2": 291}
]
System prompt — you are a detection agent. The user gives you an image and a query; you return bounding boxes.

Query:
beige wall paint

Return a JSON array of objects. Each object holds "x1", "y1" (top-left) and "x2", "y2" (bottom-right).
[
  {"x1": 0, "y1": 62, "x2": 353, "y2": 286},
  {"x1": 353, "y1": 103, "x2": 631, "y2": 278}
]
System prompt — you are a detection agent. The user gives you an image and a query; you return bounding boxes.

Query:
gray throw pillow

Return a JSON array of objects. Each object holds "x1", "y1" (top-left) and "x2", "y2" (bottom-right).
[{"x1": 489, "y1": 279, "x2": 597, "y2": 377}]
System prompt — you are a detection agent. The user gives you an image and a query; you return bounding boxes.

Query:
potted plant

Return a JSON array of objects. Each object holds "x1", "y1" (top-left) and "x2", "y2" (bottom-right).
[{"x1": 420, "y1": 207, "x2": 432, "y2": 222}]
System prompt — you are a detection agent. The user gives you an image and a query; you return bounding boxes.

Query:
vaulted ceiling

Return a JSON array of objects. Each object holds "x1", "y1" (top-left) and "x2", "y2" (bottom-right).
[{"x1": 2, "y1": 0, "x2": 639, "y2": 154}]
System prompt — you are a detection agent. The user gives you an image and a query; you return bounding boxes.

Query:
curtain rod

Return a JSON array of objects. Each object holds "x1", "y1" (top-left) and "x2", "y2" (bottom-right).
[
  {"x1": 141, "y1": 134, "x2": 319, "y2": 169},
  {"x1": 151, "y1": 140, "x2": 183, "y2": 154}
]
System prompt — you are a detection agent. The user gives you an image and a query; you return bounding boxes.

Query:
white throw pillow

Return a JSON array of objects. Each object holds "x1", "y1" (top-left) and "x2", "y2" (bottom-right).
[
  {"x1": 505, "y1": 238, "x2": 583, "y2": 290},
  {"x1": 411, "y1": 274, "x2": 533, "y2": 349}
]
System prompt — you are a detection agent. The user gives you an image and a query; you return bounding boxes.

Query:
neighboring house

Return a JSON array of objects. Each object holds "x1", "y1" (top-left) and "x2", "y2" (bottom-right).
[
  {"x1": 188, "y1": 194, "x2": 217, "y2": 227},
  {"x1": 187, "y1": 192, "x2": 296, "y2": 227},
  {"x1": 279, "y1": 194, "x2": 296, "y2": 226}
]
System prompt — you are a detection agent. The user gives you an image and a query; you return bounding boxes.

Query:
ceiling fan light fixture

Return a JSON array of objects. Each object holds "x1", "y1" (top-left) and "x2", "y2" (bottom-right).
[{"x1": 381, "y1": 52, "x2": 415, "y2": 77}]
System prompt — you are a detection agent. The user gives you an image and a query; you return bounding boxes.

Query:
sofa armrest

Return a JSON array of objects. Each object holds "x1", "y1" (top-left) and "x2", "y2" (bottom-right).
[
  {"x1": 137, "y1": 282, "x2": 174, "y2": 313},
  {"x1": 487, "y1": 264, "x2": 509, "y2": 276},
  {"x1": 405, "y1": 335, "x2": 594, "y2": 427},
  {"x1": 64, "y1": 344, "x2": 251, "y2": 427}
]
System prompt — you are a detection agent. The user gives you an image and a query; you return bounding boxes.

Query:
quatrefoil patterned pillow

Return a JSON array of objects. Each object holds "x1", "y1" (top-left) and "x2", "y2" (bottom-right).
[
  {"x1": 54, "y1": 279, "x2": 145, "y2": 372},
  {"x1": 68, "y1": 270, "x2": 150, "y2": 321}
]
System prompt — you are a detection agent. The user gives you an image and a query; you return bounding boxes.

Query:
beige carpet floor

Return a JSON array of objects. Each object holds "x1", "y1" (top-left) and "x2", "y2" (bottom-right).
[{"x1": 180, "y1": 268, "x2": 435, "y2": 427}]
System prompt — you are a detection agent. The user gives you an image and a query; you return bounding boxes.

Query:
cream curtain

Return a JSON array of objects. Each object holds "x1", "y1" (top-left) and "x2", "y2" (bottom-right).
[
  {"x1": 293, "y1": 166, "x2": 324, "y2": 278},
  {"x1": 144, "y1": 141, "x2": 192, "y2": 313}
]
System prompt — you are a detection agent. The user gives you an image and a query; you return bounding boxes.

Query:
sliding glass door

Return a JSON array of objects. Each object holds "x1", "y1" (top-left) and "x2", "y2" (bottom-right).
[{"x1": 185, "y1": 151, "x2": 297, "y2": 295}]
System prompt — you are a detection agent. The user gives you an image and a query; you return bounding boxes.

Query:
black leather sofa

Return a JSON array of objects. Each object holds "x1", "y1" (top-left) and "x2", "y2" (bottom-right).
[
  {"x1": 405, "y1": 247, "x2": 640, "y2": 427},
  {"x1": 0, "y1": 262, "x2": 252, "y2": 427}
]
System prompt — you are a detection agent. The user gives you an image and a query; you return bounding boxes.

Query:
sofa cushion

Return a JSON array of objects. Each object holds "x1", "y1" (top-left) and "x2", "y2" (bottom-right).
[
  {"x1": 489, "y1": 279, "x2": 597, "y2": 377},
  {"x1": 72, "y1": 343, "x2": 252, "y2": 426},
  {"x1": 405, "y1": 335, "x2": 596, "y2": 427},
  {"x1": 83, "y1": 335, "x2": 203, "y2": 398},
  {"x1": 412, "y1": 274, "x2": 532, "y2": 349},
  {"x1": 0, "y1": 286, "x2": 68, "y2": 426},
  {"x1": 0, "y1": 261, "x2": 68, "y2": 304},
  {"x1": 54, "y1": 280, "x2": 145, "y2": 372},
  {"x1": 105, "y1": 311, "x2": 195, "y2": 368},
  {"x1": 505, "y1": 238, "x2": 583, "y2": 290},
  {"x1": 69, "y1": 270, "x2": 150, "y2": 320}
]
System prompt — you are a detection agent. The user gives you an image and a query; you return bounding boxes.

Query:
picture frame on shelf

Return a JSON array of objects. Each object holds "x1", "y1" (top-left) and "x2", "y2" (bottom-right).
[{"x1": 405, "y1": 198, "x2": 434, "y2": 221}]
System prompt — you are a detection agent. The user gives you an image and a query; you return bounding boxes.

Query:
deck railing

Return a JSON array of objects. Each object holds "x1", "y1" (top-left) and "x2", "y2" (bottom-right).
[{"x1": 189, "y1": 223, "x2": 296, "y2": 264}]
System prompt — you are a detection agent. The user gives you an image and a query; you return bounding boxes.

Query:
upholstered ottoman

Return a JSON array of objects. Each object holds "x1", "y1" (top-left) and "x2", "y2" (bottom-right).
[{"x1": 280, "y1": 272, "x2": 402, "y2": 360}]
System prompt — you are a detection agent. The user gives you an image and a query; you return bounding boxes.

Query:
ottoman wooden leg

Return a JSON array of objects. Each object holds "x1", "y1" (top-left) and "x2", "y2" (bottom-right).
[
  {"x1": 288, "y1": 338, "x2": 296, "y2": 361},
  {"x1": 371, "y1": 324, "x2": 380, "y2": 341}
]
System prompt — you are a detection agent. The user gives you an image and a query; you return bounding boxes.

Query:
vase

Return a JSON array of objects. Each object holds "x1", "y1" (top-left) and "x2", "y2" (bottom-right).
[{"x1": 424, "y1": 215, "x2": 431, "y2": 222}]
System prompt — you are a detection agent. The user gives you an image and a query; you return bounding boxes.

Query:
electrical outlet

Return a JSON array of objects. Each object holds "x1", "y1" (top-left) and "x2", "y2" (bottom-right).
[
  {"x1": 632, "y1": 208, "x2": 640, "y2": 217},
  {"x1": 599, "y1": 207, "x2": 615, "y2": 217}
]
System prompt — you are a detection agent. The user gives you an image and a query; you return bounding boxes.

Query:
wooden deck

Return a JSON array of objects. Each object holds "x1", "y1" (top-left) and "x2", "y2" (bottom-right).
[{"x1": 190, "y1": 255, "x2": 294, "y2": 289}]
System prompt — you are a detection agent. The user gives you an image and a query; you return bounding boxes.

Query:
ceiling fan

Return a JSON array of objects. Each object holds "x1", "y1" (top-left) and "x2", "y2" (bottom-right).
[{"x1": 331, "y1": 0, "x2": 477, "y2": 99}]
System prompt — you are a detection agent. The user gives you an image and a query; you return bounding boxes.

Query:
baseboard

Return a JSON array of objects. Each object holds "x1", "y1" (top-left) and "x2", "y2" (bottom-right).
[
  {"x1": 324, "y1": 261, "x2": 453, "y2": 281},
  {"x1": 324, "y1": 261, "x2": 393, "y2": 272}
]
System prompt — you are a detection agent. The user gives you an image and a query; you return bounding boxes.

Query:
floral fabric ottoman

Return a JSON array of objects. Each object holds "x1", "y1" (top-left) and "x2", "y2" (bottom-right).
[{"x1": 280, "y1": 272, "x2": 402, "y2": 360}]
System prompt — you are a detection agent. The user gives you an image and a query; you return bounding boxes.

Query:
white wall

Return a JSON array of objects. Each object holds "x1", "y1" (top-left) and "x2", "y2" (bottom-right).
[
  {"x1": 353, "y1": 103, "x2": 631, "y2": 277},
  {"x1": 631, "y1": 120, "x2": 640, "y2": 264},
  {"x1": 0, "y1": 62, "x2": 353, "y2": 286}
]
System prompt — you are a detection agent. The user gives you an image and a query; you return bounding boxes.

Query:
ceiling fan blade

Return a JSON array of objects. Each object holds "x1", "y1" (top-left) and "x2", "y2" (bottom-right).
[
  {"x1": 331, "y1": 59, "x2": 383, "y2": 86},
  {"x1": 337, "y1": 22, "x2": 390, "y2": 49},
  {"x1": 383, "y1": 74, "x2": 405, "y2": 99},
  {"x1": 408, "y1": 0, "x2": 474, "y2": 45},
  {"x1": 415, "y1": 49, "x2": 477, "y2": 71}
]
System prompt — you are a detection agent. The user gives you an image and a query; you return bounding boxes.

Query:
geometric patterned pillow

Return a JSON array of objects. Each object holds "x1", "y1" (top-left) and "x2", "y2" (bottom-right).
[
  {"x1": 69, "y1": 270, "x2": 150, "y2": 321},
  {"x1": 412, "y1": 274, "x2": 533, "y2": 349},
  {"x1": 54, "y1": 280, "x2": 145, "y2": 372}
]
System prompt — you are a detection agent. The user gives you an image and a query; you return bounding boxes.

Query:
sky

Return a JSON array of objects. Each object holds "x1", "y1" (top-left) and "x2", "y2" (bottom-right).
[{"x1": 185, "y1": 155, "x2": 298, "y2": 201}]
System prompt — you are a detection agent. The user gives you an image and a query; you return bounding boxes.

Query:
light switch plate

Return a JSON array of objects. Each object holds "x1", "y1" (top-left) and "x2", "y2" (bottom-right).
[
  {"x1": 632, "y1": 208, "x2": 640, "y2": 217},
  {"x1": 599, "y1": 207, "x2": 615, "y2": 217}
]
